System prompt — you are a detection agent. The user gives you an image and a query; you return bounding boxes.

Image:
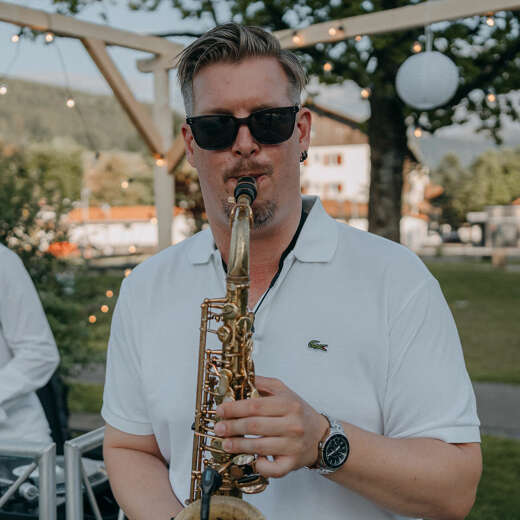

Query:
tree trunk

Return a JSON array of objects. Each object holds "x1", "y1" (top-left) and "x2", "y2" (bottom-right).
[{"x1": 367, "y1": 96, "x2": 408, "y2": 243}]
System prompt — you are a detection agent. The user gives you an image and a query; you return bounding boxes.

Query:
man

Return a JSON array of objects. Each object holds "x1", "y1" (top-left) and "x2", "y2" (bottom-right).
[
  {"x1": 0, "y1": 244, "x2": 60, "y2": 443},
  {"x1": 102, "y1": 24, "x2": 481, "y2": 520}
]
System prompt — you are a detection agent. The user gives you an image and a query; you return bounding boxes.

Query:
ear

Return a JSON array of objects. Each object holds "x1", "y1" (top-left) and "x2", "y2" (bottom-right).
[
  {"x1": 296, "y1": 107, "x2": 312, "y2": 153},
  {"x1": 182, "y1": 123, "x2": 196, "y2": 167}
]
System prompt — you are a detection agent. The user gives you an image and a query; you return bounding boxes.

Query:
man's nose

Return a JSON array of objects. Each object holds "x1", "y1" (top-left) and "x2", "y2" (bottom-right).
[{"x1": 231, "y1": 123, "x2": 259, "y2": 158}]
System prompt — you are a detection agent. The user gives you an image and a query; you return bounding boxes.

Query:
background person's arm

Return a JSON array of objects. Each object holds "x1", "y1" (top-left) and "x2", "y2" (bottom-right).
[
  {"x1": 0, "y1": 249, "x2": 60, "y2": 411},
  {"x1": 103, "y1": 424, "x2": 184, "y2": 520}
]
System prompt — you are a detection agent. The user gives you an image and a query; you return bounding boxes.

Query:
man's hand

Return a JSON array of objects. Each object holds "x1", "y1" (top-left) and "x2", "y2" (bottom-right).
[{"x1": 214, "y1": 375, "x2": 329, "y2": 478}]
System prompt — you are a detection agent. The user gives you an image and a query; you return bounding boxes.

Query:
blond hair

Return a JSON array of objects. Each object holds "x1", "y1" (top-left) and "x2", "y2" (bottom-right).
[{"x1": 176, "y1": 23, "x2": 307, "y2": 115}]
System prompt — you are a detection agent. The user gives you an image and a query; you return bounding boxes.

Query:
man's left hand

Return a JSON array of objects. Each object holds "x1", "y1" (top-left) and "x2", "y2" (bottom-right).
[{"x1": 214, "y1": 376, "x2": 329, "y2": 478}]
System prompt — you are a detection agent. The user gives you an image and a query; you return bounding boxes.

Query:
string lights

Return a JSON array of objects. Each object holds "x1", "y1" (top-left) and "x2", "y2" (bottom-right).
[
  {"x1": 0, "y1": 85, "x2": 7, "y2": 96},
  {"x1": 413, "y1": 127, "x2": 423, "y2": 138},
  {"x1": 360, "y1": 87, "x2": 371, "y2": 99},
  {"x1": 323, "y1": 62, "x2": 333, "y2": 72},
  {"x1": 292, "y1": 31, "x2": 303, "y2": 45},
  {"x1": 355, "y1": 35, "x2": 362, "y2": 42},
  {"x1": 45, "y1": 32, "x2": 55, "y2": 43},
  {"x1": 412, "y1": 41, "x2": 422, "y2": 53},
  {"x1": 486, "y1": 92, "x2": 497, "y2": 103},
  {"x1": 155, "y1": 155, "x2": 165, "y2": 167},
  {"x1": 11, "y1": 34, "x2": 20, "y2": 43},
  {"x1": 106, "y1": 290, "x2": 114, "y2": 298},
  {"x1": 485, "y1": 13, "x2": 495, "y2": 26},
  {"x1": 66, "y1": 97, "x2": 75, "y2": 108}
]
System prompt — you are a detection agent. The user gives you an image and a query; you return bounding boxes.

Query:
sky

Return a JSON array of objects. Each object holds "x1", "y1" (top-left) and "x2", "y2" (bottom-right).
[{"x1": 1, "y1": 1, "x2": 519, "y2": 142}]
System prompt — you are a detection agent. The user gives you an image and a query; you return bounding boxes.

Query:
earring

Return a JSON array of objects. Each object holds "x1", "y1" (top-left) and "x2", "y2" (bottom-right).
[{"x1": 300, "y1": 150, "x2": 308, "y2": 163}]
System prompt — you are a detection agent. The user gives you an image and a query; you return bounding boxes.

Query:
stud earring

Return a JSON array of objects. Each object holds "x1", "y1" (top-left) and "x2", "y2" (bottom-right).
[{"x1": 300, "y1": 150, "x2": 308, "y2": 163}]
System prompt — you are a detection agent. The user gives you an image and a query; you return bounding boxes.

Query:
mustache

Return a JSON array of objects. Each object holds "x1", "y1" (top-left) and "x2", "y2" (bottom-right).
[{"x1": 223, "y1": 161, "x2": 274, "y2": 182}]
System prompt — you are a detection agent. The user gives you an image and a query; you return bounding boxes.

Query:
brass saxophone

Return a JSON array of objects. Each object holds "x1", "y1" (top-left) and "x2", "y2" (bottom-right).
[{"x1": 177, "y1": 177, "x2": 267, "y2": 520}]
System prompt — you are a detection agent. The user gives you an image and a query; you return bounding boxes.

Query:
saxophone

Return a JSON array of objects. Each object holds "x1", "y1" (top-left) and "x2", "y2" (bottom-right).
[{"x1": 176, "y1": 177, "x2": 267, "y2": 520}]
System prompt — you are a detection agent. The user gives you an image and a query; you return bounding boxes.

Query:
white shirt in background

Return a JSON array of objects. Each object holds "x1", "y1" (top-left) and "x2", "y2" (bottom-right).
[{"x1": 0, "y1": 244, "x2": 60, "y2": 444}]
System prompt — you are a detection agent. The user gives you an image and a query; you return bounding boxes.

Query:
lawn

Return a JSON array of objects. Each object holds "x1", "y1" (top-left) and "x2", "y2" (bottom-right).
[
  {"x1": 426, "y1": 260, "x2": 520, "y2": 385},
  {"x1": 468, "y1": 435, "x2": 520, "y2": 520}
]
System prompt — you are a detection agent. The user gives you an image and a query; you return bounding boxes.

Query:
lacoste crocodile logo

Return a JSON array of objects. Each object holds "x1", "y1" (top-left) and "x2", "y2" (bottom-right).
[{"x1": 308, "y1": 339, "x2": 328, "y2": 352}]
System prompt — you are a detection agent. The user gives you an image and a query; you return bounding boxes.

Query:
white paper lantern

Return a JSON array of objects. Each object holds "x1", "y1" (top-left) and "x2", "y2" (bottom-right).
[{"x1": 396, "y1": 51, "x2": 459, "y2": 110}]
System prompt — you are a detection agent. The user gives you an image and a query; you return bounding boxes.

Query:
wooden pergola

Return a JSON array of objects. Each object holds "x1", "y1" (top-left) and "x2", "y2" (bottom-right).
[{"x1": 1, "y1": 0, "x2": 519, "y2": 250}]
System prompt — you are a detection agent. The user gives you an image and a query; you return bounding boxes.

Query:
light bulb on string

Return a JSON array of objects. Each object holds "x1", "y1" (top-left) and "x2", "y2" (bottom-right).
[
  {"x1": 88, "y1": 315, "x2": 97, "y2": 324},
  {"x1": 105, "y1": 290, "x2": 114, "y2": 298},
  {"x1": 66, "y1": 97, "x2": 75, "y2": 108},
  {"x1": 0, "y1": 85, "x2": 7, "y2": 96},
  {"x1": 486, "y1": 13, "x2": 495, "y2": 26},
  {"x1": 360, "y1": 87, "x2": 371, "y2": 99},
  {"x1": 323, "y1": 62, "x2": 333, "y2": 72},
  {"x1": 413, "y1": 127, "x2": 423, "y2": 138},
  {"x1": 412, "y1": 41, "x2": 422, "y2": 53},
  {"x1": 487, "y1": 92, "x2": 496, "y2": 103},
  {"x1": 45, "y1": 32, "x2": 55, "y2": 43},
  {"x1": 355, "y1": 35, "x2": 362, "y2": 42},
  {"x1": 292, "y1": 31, "x2": 303, "y2": 45},
  {"x1": 121, "y1": 180, "x2": 129, "y2": 189},
  {"x1": 155, "y1": 155, "x2": 165, "y2": 167},
  {"x1": 11, "y1": 34, "x2": 20, "y2": 43},
  {"x1": 328, "y1": 27, "x2": 337, "y2": 37},
  {"x1": 101, "y1": 305, "x2": 109, "y2": 313}
]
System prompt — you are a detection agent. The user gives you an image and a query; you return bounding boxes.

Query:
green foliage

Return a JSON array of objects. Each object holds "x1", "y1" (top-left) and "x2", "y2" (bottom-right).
[
  {"x1": 0, "y1": 143, "x2": 98, "y2": 377},
  {"x1": 433, "y1": 148, "x2": 520, "y2": 226}
]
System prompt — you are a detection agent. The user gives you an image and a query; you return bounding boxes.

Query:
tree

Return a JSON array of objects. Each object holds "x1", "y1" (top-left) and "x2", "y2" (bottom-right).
[
  {"x1": 52, "y1": 0, "x2": 520, "y2": 241},
  {"x1": 0, "y1": 141, "x2": 99, "y2": 377},
  {"x1": 432, "y1": 147, "x2": 520, "y2": 227}
]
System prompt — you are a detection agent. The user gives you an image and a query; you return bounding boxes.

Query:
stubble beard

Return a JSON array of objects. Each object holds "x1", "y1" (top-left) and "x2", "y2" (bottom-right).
[
  {"x1": 221, "y1": 160, "x2": 277, "y2": 229},
  {"x1": 222, "y1": 198, "x2": 277, "y2": 229}
]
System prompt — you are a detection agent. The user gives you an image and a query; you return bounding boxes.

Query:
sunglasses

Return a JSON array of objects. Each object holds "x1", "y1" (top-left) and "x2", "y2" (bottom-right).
[{"x1": 186, "y1": 105, "x2": 300, "y2": 150}]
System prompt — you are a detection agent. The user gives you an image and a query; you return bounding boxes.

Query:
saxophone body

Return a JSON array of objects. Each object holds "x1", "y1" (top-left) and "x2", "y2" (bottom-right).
[{"x1": 177, "y1": 177, "x2": 267, "y2": 520}]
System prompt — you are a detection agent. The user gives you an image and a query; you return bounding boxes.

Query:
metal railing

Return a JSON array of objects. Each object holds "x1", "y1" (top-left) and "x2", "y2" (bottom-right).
[
  {"x1": 0, "y1": 441, "x2": 56, "y2": 520},
  {"x1": 64, "y1": 426, "x2": 125, "y2": 520}
]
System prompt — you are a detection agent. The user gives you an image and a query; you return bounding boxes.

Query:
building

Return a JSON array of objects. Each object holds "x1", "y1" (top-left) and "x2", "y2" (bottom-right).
[
  {"x1": 66, "y1": 205, "x2": 192, "y2": 257},
  {"x1": 301, "y1": 101, "x2": 441, "y2": 249}
]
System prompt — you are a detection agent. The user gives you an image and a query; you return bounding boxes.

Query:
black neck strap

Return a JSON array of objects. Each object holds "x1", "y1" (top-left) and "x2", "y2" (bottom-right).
[{"x1": 220, "y1": 201, "x2": 311, "y2": 319}]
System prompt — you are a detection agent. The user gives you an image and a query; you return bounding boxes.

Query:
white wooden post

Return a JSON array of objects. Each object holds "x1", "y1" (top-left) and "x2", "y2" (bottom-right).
[{"x1": 153, "y1": 67, "x2": 175, "y2": 250}]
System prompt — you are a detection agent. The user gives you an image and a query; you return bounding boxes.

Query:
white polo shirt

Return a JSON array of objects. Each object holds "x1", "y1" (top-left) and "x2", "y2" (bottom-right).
[
  {"x1": 0, "y1": 244, "x2": 60, "y2": 443},
  {"x1": 102, "y1": 196, "x2": 480, "y2": 520}
]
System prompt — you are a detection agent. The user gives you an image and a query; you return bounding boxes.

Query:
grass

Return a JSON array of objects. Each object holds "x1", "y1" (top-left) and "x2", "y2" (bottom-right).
[
  {"x1": 468, "y1": 435, "x2": 520, "y2": 520},
  {"x1": 426, "y1": 261, "x2": 520, "y2": 385},
  {"x1": 67, "y1": 382, "x2": 104, "y2": 414}
]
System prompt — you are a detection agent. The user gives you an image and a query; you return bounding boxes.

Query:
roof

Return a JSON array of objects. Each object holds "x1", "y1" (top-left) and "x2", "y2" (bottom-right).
[{"x1": 68, "y1": 205, "x2": 184, "y2": 223}]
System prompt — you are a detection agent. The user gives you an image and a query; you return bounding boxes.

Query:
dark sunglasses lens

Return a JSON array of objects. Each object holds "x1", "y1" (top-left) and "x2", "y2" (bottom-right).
[
  {"x1": 191, "y1": 116, "x2": 236, "y2": 150},
  {"x1": 251, "y1": 109, "x2": 296, "y2": 144}
]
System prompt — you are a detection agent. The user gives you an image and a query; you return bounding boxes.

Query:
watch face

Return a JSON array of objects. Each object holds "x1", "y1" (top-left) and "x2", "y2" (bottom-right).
[{"x1": 323, "y1": 434, "x2": 349, "y2": 468}]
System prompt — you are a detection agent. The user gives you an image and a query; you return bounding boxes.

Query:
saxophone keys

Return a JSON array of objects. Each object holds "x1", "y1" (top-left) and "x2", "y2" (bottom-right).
[{"x1": 232, "y1": 454, "x2": 255, "y2": 466}]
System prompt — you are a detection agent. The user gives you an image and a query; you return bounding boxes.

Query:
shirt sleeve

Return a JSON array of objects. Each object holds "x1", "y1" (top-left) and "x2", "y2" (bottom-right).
[
  {"x1": 0, "y1": 251, "x2": 60, "y2": 410},
  {"x1": 101, "y1": 278, "x2": 153, "y2": 435},
  {"x1": 383, "y1": 277, "x2": 480, "y2": 443}
]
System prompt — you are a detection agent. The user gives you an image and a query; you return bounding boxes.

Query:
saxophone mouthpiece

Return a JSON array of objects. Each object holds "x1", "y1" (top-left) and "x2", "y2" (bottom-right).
[{"x1": 234, "y1": 177, "x2": 257, "y2": 204}]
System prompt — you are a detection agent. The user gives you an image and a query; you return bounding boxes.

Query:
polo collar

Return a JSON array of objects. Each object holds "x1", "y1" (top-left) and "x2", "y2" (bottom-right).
[{"x1": 187, "y1": 195, "x2": 338, "y2": 265}]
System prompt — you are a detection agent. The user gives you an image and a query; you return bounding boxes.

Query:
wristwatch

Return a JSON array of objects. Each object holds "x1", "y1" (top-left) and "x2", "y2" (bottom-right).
[{"x1": 307, "y1": 413, "x2": 350, "y2": 475}]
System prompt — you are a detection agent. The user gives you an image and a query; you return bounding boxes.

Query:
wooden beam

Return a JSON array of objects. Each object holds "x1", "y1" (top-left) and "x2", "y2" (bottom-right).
[
  {"x1": 275, "y1": 0, "x2": 520, "y2": 49},
  {"x1": 82, "y1": 37, "x2": 164, "y2": 155},
  {"x1": 167, "y1": 134, "x2": 186, "y2": 174},
  {"x1": 0, "y1": 1, "x2": 183, "y2": 55}
]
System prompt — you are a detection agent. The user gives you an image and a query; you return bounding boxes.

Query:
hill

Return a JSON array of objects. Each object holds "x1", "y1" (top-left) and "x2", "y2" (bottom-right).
[{"x1": 0, "y1": 78, "x2": 183, "y2": 152}]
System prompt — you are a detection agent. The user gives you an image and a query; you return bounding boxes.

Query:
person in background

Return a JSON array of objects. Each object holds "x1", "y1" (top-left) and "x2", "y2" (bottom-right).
[{"x1": 0, "y1": 243, "x2": 60, "y2": 444}]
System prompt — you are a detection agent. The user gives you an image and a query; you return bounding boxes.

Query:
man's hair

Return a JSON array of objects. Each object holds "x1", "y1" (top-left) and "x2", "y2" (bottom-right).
[{"x1": 176, "y1": 23, "x2": 307, "y2": 115}]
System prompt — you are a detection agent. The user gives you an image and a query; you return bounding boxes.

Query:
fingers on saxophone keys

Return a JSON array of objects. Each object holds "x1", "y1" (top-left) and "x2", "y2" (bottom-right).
[
  {"x1": 221, "y1": 436, "x2": 287, "y2": 456},
  {"x1": 216, "y1": 396, "x2": 286, "y2": 419},
  {"x1": 215, "y1": 417, "x2": 286, "y2": 437}
]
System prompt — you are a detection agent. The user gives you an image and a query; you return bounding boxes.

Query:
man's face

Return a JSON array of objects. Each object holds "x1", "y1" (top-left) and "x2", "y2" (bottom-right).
[{"x1": 182, "y1": 56, "x2": 311, "y2": 234}]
